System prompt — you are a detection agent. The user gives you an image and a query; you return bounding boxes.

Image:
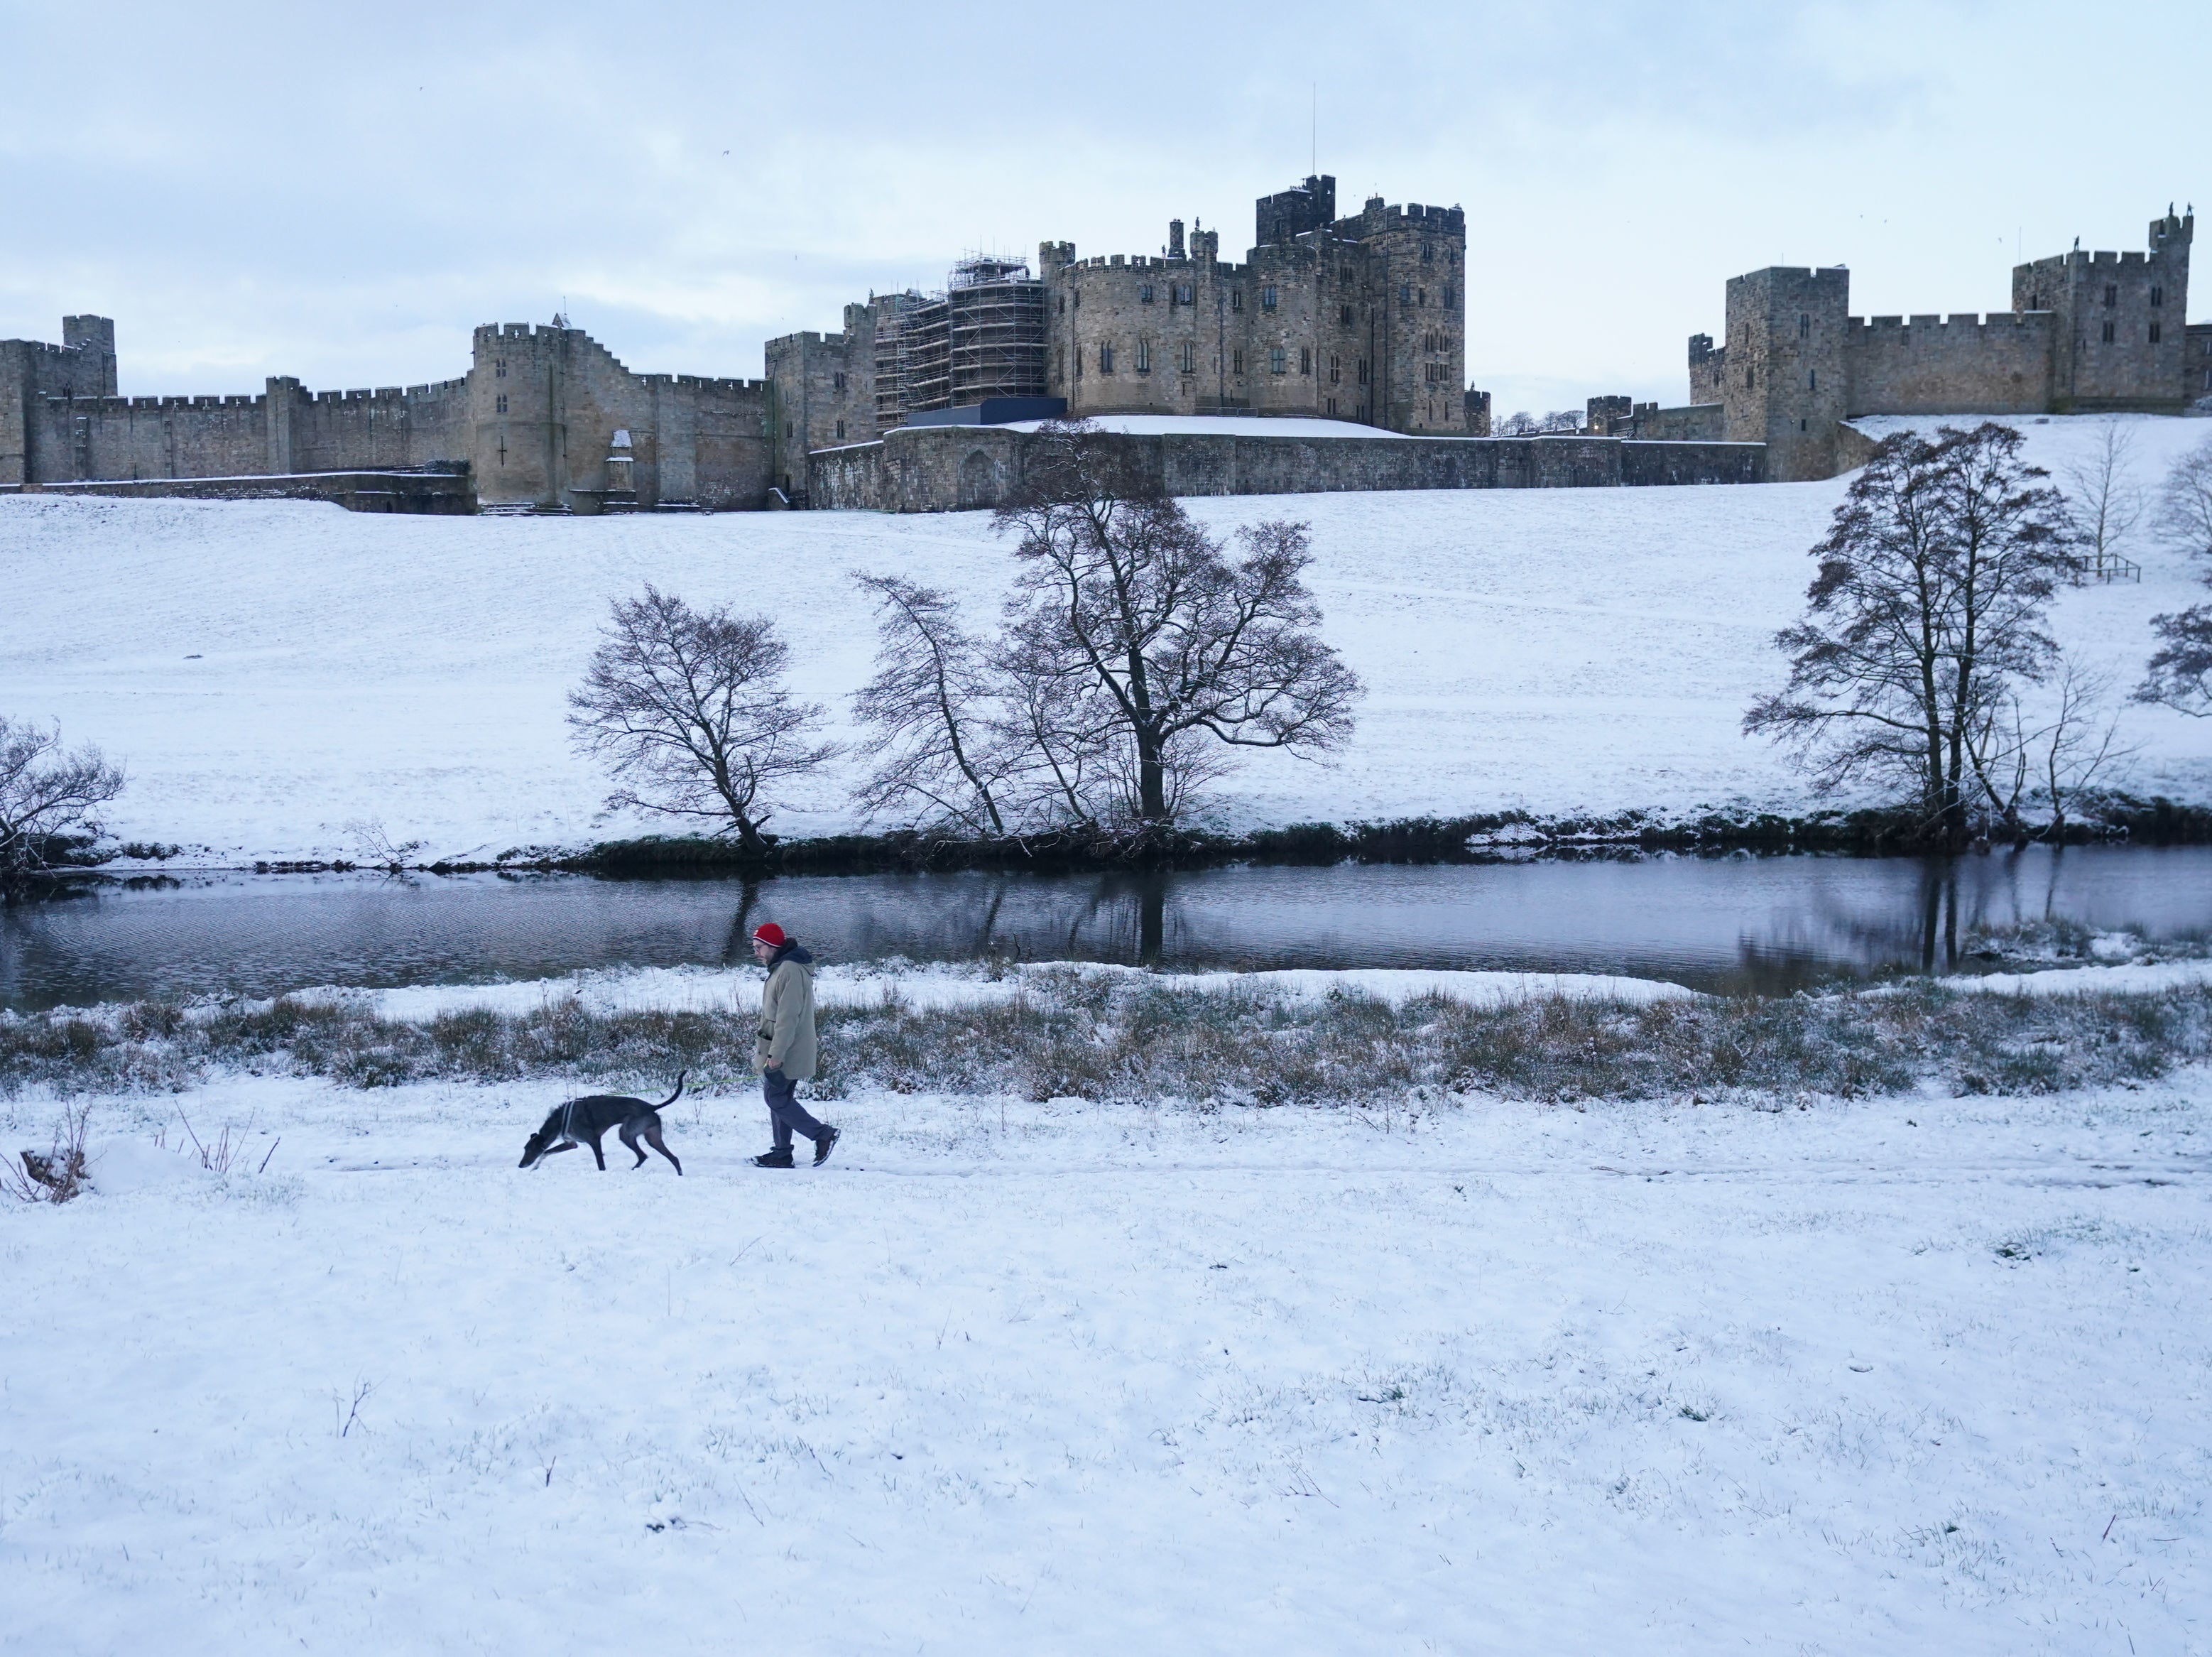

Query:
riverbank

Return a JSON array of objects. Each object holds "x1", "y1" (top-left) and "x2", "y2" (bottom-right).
[
  {"x1": 4, "y1": 1053, "x2": 2204, "y2": 1653},
  {"x1": 8, "y1": 956, "x2": 2209, "y2": 1102},
  {"x1": 40, "y1": 790, "x2": 2212, "y2": 884}
]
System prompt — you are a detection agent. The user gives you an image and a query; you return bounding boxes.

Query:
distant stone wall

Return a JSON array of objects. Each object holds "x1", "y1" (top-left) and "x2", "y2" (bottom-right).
[
  {"x1": 1589, "y1": 399, "x2": 1723, "y2": 441},
  {"x1": 16, "y1": 467, "x2": 474, "y2": 514},
  {"x1": 1843, "y1": 313, "x2": 2054, "y2": 415},
  {"x1": 811, "y1": 426, "x2": 1764, "y2": 512}
]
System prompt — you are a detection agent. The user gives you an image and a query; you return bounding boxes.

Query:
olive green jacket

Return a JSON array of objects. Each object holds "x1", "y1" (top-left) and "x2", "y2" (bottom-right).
[{"x1": 756, "y1": 949, "x2": 818, "y2": 1080}]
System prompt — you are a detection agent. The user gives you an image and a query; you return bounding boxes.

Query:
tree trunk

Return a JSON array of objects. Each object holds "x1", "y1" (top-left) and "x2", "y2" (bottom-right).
[{"x1": 1136, "y1": 727, "x2": 1167, "y2": 822}]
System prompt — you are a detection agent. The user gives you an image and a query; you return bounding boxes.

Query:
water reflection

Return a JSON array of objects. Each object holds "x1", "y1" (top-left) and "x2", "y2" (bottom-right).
[{"x1": 4, "y1": 845, "x2": 2208, "y2": 1012}]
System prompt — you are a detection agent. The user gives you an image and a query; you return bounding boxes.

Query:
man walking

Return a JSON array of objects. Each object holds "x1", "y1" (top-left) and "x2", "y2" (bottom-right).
[{"x1": 749, "y1": 922, "x2": 839, "y2": 1168}]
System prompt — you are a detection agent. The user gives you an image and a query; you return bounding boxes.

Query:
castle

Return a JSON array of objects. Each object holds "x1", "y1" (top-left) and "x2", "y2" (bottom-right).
[
  {"x1": 4, "y1": 179, "x2": 2201, "y2": 510},
  {"x1": 763, "y1": 175, "x2": 1470, "y2": 499},
  {"x1": 1590, "y1": 209, "x2": 2203, "y2": 480}
]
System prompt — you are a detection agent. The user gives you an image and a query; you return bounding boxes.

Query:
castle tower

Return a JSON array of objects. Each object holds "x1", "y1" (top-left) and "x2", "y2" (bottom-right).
[
  {"x1": 61, "y1": 316, "x2": 118, "y2": 396},
  {"x1": 1721, "y1": 266, "x2": 1851, "y2": 482},
  {"x1": 2012, "y1": 207, "x2": 2193, "y2": 412}
]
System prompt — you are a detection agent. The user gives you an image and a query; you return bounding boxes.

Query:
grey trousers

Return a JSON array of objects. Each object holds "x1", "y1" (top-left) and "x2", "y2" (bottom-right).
[{"x1": 763, "y1": 1067, "x2": 826, "y2": 1151}]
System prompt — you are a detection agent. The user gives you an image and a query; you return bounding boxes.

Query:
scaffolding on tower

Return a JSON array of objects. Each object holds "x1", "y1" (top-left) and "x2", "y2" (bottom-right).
[{"x1": 874, "y1": 256, "x2": 1047, "y2": 425}]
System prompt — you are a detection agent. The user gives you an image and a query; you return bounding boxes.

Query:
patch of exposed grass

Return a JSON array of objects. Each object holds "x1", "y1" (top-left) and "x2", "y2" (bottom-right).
[{"x1": 3, "y1": 974, "x2": 2207, "y2": 1107}]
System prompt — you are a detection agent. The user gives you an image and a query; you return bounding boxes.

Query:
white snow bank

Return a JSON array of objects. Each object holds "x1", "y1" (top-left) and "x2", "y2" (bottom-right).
[
  {"x1": 325, "y1": 960, "x2": 1699, "y2": 1021},
  {"x1": 1942, "y1": 958, "x2": 2212, "y2": 996}
]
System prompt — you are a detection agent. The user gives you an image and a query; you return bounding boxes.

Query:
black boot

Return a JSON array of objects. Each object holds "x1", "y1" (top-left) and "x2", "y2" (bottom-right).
[
  {"x1": 753, "y1": 1147, "x2": 795, "y2": 1168},
  {"x1": 813, "y1": 1126, "x2": 840, "y2": 1166}
]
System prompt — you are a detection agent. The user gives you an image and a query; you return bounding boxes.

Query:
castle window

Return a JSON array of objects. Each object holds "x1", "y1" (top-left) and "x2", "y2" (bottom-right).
[
  {"x1": 494, "y1": 359, "x2": 507, "y2": 379},
  {"x1": 2150, "y1": 286, "x2": 2163, "y2": 308},
  {"x1": 1058, "y1": 295, "x2": 1066, "y2": 315},
  {"x1": 1329, "y1": 354, "x2": 1341, "y2": 384},
  {"x1": 1418, "y1": 289, "x2": 1427, "y2": 306},
  {"x1": 1422, "y1": 241, "x2": 1434, "y2": 263},
  {"x1": 1140, "y1": 284, "x2": 1155, "y2": 305},
  {"x1": 834, "y1": 419, "x2": 845, "y2": 440},
  {"x1": 1799, "y1": 313, "x2": 1809, "y2": 338},
  {"x1": 1442, "y1": 285, "x2": 1454, "y2": 308},
  {"x1": 1800, "y1": 418, "x2": 1808, "y2": 432},
  {"x1": 1339, "y1": 305, "x2": 1355, "y2": 326},
  {"x1": 1231, "y1": 290, "x2": 1243, "y2": 313},
  {"x1": 1809, "y1": 369, "x2": 1816, "y2": 391},
  {"x1": 1054, "y1": 348, "x2": 1063, "y2": 381},
  {"x1": 495, "y1": 393, "x2": 508, "y2": 413},
  {"x1": 1233, "y1": 349, "x2": 1245, "y2": 375},
  {"x1": 1399, "y1": 284, "x2": 1412, "y2": 304},
  {"x1": 1745, "y1": 367, "x2": 1755, "y2": 389},
  {"x1": 1135, "y1": 340, "x2": 1152, "y2": 373},
  {"x1": 1326, "y1": 396, "x2": 1336, "y2": 415},
  {"x1": 2150, "y1": 322, "x2": 2162, "y2": 343},
  {"x1": 2102, "y1": 322, "x2": 2116, "y2": 344},
  {"x1": 1175, "y1": 283, "x2": 1194, "y2": 305},
  {"x1": 1358, "y1": 357, "x2": 1370, "y2": 385},
  {"x1": 1270, "y1": 348, "x2": 1287, "y2": 374},
  {"x1": 1262, "y1": 286, "x2": 1278, "y2": 310},
  {"x1": 833, "y1": 371, "x2": 846, "y2": 391},
  {"x1": 1100, "y1": 344, "x2": 1115, "y2": 373},
  {"x1": 2104, "y1": 284, "x2": 2118, "y2": 308},
  {"x1": 1300, "y1": 348, "x2": 1312, "y2": 375},
  {"x1": 1179, "y1": 341, "x2": 1196, "y2": 373}
]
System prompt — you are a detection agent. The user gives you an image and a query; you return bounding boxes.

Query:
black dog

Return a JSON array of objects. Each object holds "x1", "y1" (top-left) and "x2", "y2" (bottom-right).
[{"x1": 519, "y1": 1073, "x2": 686, "y2": 1174}]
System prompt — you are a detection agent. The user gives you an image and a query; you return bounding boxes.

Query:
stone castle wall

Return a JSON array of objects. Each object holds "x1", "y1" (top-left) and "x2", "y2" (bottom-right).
[
  {"x1": 1843, "y1": 313, "x2": 2056, "y2": 415},
  {"x1": 0, "y1": 315, "x2": 775, "y2": 511},
  {"x1": 810, "y1": 425, "x2": 1763, "y2": 512}
]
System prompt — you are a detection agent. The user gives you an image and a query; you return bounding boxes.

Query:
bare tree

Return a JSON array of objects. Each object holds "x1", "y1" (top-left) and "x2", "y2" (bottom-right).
[
  {"x1": 1971, "y1": 658, "x2": 2137, "y2": 840},
  {"x1": 993, "y1": 423, "x2": 1362, "y2": 830},
  {"x1": 567, "y1": 586, "x2": 835, "y2": 854},
  {"x1": 1745, "y1": 423, "x2": 2074, "y2": 847},
  {"x1": 2137, "y1": 438, "x2": 2212, "y2": 716},
  {"x1": 1495, "y1": 410, "x2": 1539, "y2": 437},
  {"x1": 2157, "y1": 433, "x2": 2212, "y2": 560},
  {"x1": 0, "y1": 717, "x2": 126, "y2": 884},
  {"x1": 1538, "y1": 409, "x2": 1584, "y2": 434},
  {"x1": 849, "y1": 573, "x2": 1010, "y2": 836},
  {"x1": 2062, "y1": 420, "x2": 2143, "y2": 577}
]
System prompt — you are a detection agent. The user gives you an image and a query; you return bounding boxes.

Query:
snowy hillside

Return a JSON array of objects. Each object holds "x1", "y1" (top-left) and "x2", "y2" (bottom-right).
[{"x1": 3, "y1": 414, "x2": 2208, "y2": 864}]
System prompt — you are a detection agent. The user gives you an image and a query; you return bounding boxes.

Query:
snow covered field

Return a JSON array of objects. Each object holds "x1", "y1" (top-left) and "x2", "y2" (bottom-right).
[
  {"x1": 3, "y1": 414, "x2": 2208, "y2": 863},
  {"x1": 4, "y1": 1060, "x2": 2206, "y2": 1654}
]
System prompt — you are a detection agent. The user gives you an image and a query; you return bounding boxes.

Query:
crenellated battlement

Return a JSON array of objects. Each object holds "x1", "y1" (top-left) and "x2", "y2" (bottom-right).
[{"x1": 1849, "y1": 312, "x2": 2053, "y2": 333}]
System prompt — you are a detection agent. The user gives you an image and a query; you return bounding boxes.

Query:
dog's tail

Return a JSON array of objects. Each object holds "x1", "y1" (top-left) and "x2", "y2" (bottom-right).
[{"x1": 656, "y1": 1070, "x2": 687, "y2": 1110}]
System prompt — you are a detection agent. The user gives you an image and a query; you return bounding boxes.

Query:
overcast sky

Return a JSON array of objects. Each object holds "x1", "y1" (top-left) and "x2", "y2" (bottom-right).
[{"x1": 2, "y1": 0, "x2": 2203, "y2": 416}]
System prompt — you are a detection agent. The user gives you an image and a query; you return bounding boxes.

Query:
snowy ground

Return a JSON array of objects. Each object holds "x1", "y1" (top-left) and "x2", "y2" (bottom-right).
[
  {"x1": 324, "y1": 960, "x2": 1704, "y2": 1023},
  {"x1": 3, "y1": 413, "x2": 2207, "y2": 864},
  {"x1": 998, "y1": 413, "x2": 1417, "y2": 438},
  {"x1": 4, "y1": 1059, "x2": 2206, "y2": 1654}
]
